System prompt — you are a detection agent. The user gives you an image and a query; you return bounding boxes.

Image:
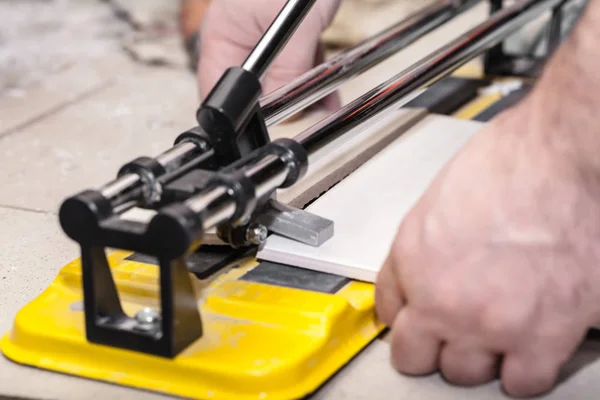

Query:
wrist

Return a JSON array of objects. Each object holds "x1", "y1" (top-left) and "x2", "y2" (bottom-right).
[
  {"x1": 523, "y1": 1, "x2": 600, "y2": 177},
  {"x1": 525, "y1": 82, "x2": 600, "y2": 179}
]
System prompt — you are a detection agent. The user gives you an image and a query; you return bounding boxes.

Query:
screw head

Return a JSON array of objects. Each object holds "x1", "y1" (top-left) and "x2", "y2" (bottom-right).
[
  {"x1": 135, "y1": 307, "x2": 160, "y2": 330},
  {"x1": 246, "y1": 224, "x2": 268, "y2": 245}
]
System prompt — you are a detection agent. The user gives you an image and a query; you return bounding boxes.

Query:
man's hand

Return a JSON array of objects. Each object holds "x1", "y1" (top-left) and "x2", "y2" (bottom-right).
[
  {"x1": 376, "y1": 2, "x2": 600, "y2": 396},
  {"x1": 374, "y1": 0, "x2": 600, "y2": 391},
  {"x1": 197, "y1": 0, "x2": 341, "y2": 102},
  {"x1": 375, "y1": 96, "x2": 600, "y2": 397}
]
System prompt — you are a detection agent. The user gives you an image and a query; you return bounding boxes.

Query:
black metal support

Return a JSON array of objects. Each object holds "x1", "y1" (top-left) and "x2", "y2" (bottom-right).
[
  {"x1": 59, "y1": 132, "x2": 309, "y2": 358},
  {"x1": 484, "y1": 0, "x2": 574, "y2": 78},
  {"x1": 59, "y1": 188, "x2": 205, "y2": 358},
  {"x1": 213, "y1": 138, "x2": 309, "y2": 248},
  {"x1": 483, "y1": 0, "x2": 544, "y2": 77},
  {"x1": 483, "y1": 0, "x2": 505, "y2": 74},
  {"x1": 56, "y1": 0, "x2": 321, "y2": 359},
  {"x1": 81, "y1": 246, "x2": 202, "y2": 357}
]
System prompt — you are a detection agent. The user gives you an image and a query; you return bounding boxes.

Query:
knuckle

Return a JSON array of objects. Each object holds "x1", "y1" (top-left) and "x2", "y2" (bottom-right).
[
  {"x1": 375, "y1": 255, "x2": 404, "y2": 327},
  {"x1": 375, "y1": 283, "x2": 402, "y2": 327},
  {"x1": 428, "y1": 279, "x2": 462, "y2": 314},
  {"x1": 419, "y1": 273, "x2": 469, "y2": 321},
  {"x1": 392, "y1": 216, "x2": 422, "y2": 264},
  {"x1": 478, "y1": 294, "x2": 534, "y2": 339}
]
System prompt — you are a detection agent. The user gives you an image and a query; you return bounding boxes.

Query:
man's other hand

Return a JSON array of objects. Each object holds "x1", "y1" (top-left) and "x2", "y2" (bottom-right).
[
  {"x1": 375, "y1": 97, "x2": 600, "y2": 397},
  {"x1": 197, "y1": 0, "x2": 341, "y2": 102}
]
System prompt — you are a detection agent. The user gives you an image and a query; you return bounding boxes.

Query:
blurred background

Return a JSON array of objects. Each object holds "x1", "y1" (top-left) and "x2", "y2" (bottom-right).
[
  {"x1": 0, "y1": 0, "x2": 442, "y2": 95},
  {"x1": 0, "y1": 0, "x2": 588, "y2": 98}
]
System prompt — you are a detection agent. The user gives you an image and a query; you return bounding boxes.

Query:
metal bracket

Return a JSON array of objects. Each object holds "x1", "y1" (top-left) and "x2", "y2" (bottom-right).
[
  {"x1": 255, "y1": 199, "x2": 334, "y2": 247},
  {"x1": 484, "y1": 0, "x2": 575, "y2": 78},
  {"x1": 81, "y1": 245, "x2": 202, "y2": 358}
]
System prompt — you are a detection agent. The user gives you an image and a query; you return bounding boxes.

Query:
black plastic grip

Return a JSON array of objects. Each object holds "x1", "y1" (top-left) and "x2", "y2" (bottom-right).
[
  {"x1": 195, "y1": 67, "x2": 269, "y2": 167},
  {"x1": 118, "y1": 156, "x2": 166, "y2": 179},
  {"x1": 268, "y1": 138, "x2": 308, "y2": 188},
  {"x1": 208, "y1": 170, "x2": 257, "y2": 225},
  {"x1": 147, "y1": 203, "x2": 205, "y2": 259},
  {"x1": 59, "y1": 190, "x2": 113, "y2": 244}
]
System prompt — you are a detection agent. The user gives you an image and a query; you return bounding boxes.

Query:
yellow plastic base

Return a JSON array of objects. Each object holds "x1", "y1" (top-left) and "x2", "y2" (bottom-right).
[{"x1": 1, "y1": 250, "x2": 384, "y2": 400}]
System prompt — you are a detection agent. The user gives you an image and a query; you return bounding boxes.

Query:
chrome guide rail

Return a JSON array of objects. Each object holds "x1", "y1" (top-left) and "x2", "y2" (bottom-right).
[
  {"x1": 185, "y1": 0, "x2": 562, "y2": 232},
  {"x1": 261, "y1": 0, "x2": 485, "y2": 126}
]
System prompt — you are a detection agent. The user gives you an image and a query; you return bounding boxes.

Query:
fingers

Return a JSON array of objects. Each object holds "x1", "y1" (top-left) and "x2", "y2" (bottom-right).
[
  {"x1": 261, "y1": 38, "x2": 322, "y2": 94},
  {"x1": 439, "y1": 345, "x2": 499, "y2": 386},
  {"x1": 197, "y1": 0, "x2": 256, "y2": 97},
  {"x1": 375, "y1": 254, "x2": 404, "y2": 327},
  {"x1": 500, "y1": 329, "x2": 586, "y2": 397},
  {"x1": 389, "y1": 309, "x2": 442, "y2": 376},
  {"x1": 501, "y1": 352, "x2": 562, "y2": 398},
  {"x1": 263, "y1": 0, "x2": 341, "y2": 96},
  {"x1": 501, "y1": 320, "x2": 591, "y2": 397},
  {"x1": 197, "y1": 0, "x2": 342, "y2": 99},
  {"x1": 255, "y1": 12, "x2": 332, "y2": 95},
  {"x1": 388, "y1": 311, "x2": 575, "y2": 395}
]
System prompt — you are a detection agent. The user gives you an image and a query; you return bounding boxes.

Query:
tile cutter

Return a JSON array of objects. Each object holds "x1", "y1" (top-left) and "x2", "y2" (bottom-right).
[{"x1": 0, "y1": 0, "x2": 576, "y2": 398}]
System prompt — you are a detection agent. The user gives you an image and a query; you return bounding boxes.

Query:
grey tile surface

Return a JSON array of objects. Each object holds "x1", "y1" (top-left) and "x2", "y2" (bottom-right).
[
  {"x1": 0, "y1": 63, "x2": 335, "y2": 214},
  {"x1": 0, "y1": 207, "x2": 74, "y2": 334},
  {"x1": 0, "y1": 61, "x2": 112, "y2": 138},
  {"x1": 0, "y1": 62, "x2": 198, "y2": 213}
]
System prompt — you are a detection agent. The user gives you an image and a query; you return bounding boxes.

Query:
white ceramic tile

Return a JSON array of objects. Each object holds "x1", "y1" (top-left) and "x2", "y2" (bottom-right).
[
  {"x1": 277, "y1": 107, "x2": 427, "y2": 207},
  {"x1": 257, "y1": 115, "x2": 484, "y2": 281}
]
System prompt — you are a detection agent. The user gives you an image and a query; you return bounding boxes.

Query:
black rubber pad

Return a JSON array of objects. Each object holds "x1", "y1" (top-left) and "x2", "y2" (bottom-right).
[
  {"x1": 125, "y1": 246, "x2": 248, "y2": 280},
  {"x1": 473, "y1": 85, "x2": 532, "y2": 122},
  {"x1": 241, "y1": 261, "x2": 350, "y2": 294},
  {"x1": 406, "y1": 76, "x2": 490, "y2": 115}
]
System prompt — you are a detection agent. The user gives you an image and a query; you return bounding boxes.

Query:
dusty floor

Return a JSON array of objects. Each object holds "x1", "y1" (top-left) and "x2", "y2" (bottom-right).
[
  {"x1": 0, "y1": 0, "x2": 129, "y2": 93},
  {"x1": 1, "y1": 1, "x2": 600, "y2": 399}
]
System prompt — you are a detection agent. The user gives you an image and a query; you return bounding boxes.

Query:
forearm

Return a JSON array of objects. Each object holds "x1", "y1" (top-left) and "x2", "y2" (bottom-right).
[{"x1": 523, "y1": 0, "x2": 600, "y2": 171}]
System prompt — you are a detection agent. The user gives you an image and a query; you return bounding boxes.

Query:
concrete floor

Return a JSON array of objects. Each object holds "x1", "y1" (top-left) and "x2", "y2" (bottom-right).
[{"x1": 2, "y1": 1, "x2": 600, "y2": 399}]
